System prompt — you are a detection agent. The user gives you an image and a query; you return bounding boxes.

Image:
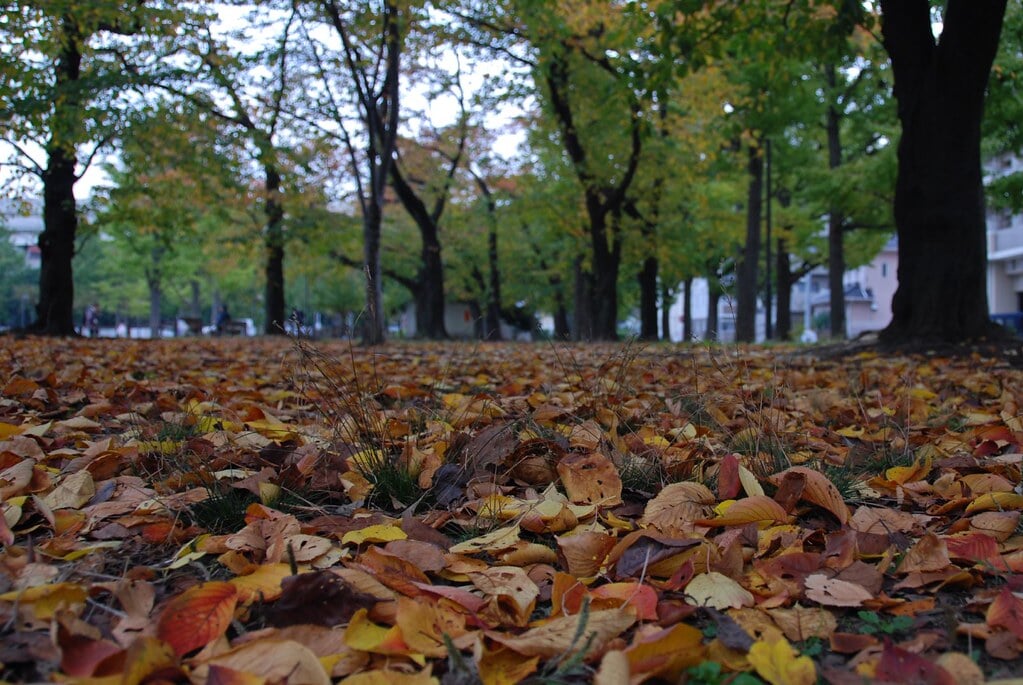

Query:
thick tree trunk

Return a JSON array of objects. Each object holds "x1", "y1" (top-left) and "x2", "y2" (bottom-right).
[
  {"x1": 36, "y1": 147, "x2": 78, "y2": 335},
  {"x1": 586, "y1": 202, "x2": 621, "y2": 341},
  {"x1": 879, "y1": 0, "x2": 1007, "y2": 343},
  {"x1": 264, "y1": 165, "x2": 286, "y2": 335},
  {"x1": 736, "y1": 144, "x2": 763, "y2": 342},
  {"x1": 34, "y1": 24, "x2": 82, "y2": 336},
  {"x1": 415, "y1": 224, "x2": 447, "y2": 339},
  {"x1": 572, "y1": 256, "x2": 594, "y2": 341},
  {"x1": 638, "y1": 255, "x2": 658, "y2": 341}
]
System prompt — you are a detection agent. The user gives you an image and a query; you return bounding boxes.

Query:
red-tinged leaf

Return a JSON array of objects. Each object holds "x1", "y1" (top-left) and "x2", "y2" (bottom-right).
[
  {"x1": 590, "y1": 582, "x2": 659, "y2": 621},
  {"x1": 987, "y1": 586, "x2": 1023, "y2": 639},
  {"x1": 875, "y1": 641, "x2": 956, "y2": 685},
  {"x1": 157, "y1": 581, "x2": 238, "y2": 656},
  {"x1": 944, "y1": 532, "x2": 1008, "y2": 571},
  {"x1": 718, "y1": 453, "x2": 741, "y2": 500}
]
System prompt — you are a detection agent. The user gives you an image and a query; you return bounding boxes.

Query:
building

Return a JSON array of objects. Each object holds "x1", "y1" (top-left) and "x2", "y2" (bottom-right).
[
  {"x1": 0, "y1": 199, "x2": 42, "y2": 268},
  {"x1": 986, "y1": 154, "x2": 1023, "y2": 332}
]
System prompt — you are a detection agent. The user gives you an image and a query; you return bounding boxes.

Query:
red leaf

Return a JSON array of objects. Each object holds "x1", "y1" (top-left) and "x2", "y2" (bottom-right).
[{"x1": 157, "y1": 582, "x2": 238, "y2": 656}]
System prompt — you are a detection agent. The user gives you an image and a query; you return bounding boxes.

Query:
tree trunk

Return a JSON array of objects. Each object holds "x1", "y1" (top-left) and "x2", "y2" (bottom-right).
[
  {"x1": 638, "y1": 254, "x2": 659, "y2": 341},
  {"x1": 362, "y1": 200, "x2": 386, "y2": 346},
  {"x1": 825, "y1": 65, "x2": 847, "y2": 340},
  {"x1": 485, "y1": 216, "x2": 503, "y2": 340},
  {"x1": 552, "y1": 277, "x2": 570, "y2": 340},
  {"x1": 879, "y1": 0, "x2": 1007, "y2": 343},
  {"x1": 660, "y1": 283, "x2": 672, "y2": 342},
  {"x1": 588, "y1": 208, "x2": 621, "y2": 341},
  {"x1": 776, "y1": 242, "x2": 793, "y2": 341},
  {"x1": 707, "y1": 286, "x2": 720, "y2": 342},
  {"x1": 34, "y1": 22, "x2": 82, "y2": 336},
  {"x1": 737, "y1": 145, "x2": 764, "y2": 342},
  {"x1": 264, "y1": 164, "x2": 286, "y2": 335},
  {"x1": 683, "y1": 277, "x2": 693, "y2": 342},
  {"x1": 148, "y1": 275, "x2": 162, "y2": 339},
  {"x1": 572, "y1": 256, "x2": 593, "y2": 341}
]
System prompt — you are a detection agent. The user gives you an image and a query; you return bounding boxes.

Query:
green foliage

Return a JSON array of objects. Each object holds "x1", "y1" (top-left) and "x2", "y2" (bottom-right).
[{"x1": 857, "y1": 610, "x2": 913, "y2": 636}]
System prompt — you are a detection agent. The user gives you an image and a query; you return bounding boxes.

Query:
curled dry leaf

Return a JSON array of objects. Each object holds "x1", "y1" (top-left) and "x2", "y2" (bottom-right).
[
  {"x1": 489, "y1": 608, "x2": 636, "y2": 659},
  {"x1": 639, "y1": 481, "x2": 715, "y2": 533},
  {"x1": 769, "y1": 467, "x2": 850, "y2": 524}
]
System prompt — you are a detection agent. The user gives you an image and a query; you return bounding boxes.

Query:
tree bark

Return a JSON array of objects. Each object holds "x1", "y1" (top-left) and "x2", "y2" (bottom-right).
[
  {"x1": 824, "y1": 65, "x2": 848, "y2": 340},
  {"x1": 682, "y1": 277, "x2": 693, "y2": 342},
  {"x1": 572, "y1": 256, "x2": 593, "y2": 341},
  {"x1": 33, "y1": 18, "x2": 82, "y2": 336},
  {"x1": 879, "y1": 0, "x2": 1007, "y2": 343},
  {"x1": 776, "y1": 241, "x2": 793, "y2": 341},
  {"x1": 736, "y1": 144, "x2": 764, "y2": 342},
  {"x1": 660, "y1": 283, "x2": 672, "y2": 342},
  {"x1": 264, "y1": 164, "x2": 286, "y2": 334},
  {"x1": 638, "y1": 254, "x2": 659, "y2": 340}
]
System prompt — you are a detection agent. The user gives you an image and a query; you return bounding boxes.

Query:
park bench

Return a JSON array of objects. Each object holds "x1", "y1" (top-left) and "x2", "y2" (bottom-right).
[{"x1": 217, "y1": 320, "x2": 248, "y2": 336}]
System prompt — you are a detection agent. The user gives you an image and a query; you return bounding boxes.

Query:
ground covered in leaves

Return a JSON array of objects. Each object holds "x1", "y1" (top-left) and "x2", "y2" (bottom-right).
[{"x1": 1, "y1": 337, "x2": 1023, "y2": 685}]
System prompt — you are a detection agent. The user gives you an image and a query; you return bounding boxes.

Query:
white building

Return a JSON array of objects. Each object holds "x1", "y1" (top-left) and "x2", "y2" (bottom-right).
[
  {"x1": 0, "y1": 199, "x2": 42, "y2": 269},
  {"x1": 986, "y1": 154, "x2": 1023, "y2": 333}
]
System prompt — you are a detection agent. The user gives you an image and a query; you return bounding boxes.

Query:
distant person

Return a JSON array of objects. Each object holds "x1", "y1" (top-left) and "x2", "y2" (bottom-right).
[
  {"x1": 83, "y1": 303, "x2": 99, "y2": 337},
  {"x1": 291, "y1": 308, "x2": 306, "y2": 336},
  {"x1": 216, "y1": 305, "x2": 231, "y2": 334}
]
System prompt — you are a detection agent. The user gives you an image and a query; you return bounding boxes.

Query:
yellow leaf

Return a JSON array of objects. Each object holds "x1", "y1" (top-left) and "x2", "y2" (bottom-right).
[
  {"x1": 342, "y1": 524, "x2": 408, "y2": 546},
  {"x1": 0, "y1": 581, "x2": 87, "y2": 620},
  {"x1": 449, "y1": 524, "x2": 521, "y2": 554},
  {"x1": 229, "y1": 563, "x2": 293, "y2": 603},
  {"x1": 966, "y1": 492, "x2": 1023, "y2": 513},
  {"x1": 747, "y1": 638, "x2": 816, "y2": 685}
]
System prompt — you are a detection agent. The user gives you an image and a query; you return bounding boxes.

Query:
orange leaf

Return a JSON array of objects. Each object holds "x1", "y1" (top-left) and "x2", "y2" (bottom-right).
[
  {"x1": 157, "y1": 581, "x2": 238, "y2": 656},
  {"x1": 556, "y1": 452, "x2": 623, "y2": 506},
  {"x1": 623, "y1": 623, "x2": 705, "y2": 681}
]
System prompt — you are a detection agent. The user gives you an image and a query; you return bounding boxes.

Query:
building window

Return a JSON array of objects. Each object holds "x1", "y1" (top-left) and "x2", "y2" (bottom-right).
[
  {"x1": 881, "y1": 263, "x2": 888, "y2": 278},
  {"x1": 1000, "y1": 212, "x2": 1013, "y2": 229}
]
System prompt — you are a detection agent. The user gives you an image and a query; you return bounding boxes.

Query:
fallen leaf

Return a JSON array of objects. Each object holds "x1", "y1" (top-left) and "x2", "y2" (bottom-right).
[{"x1": 157, "y1": 581, "x2": 239, "y2": 656}]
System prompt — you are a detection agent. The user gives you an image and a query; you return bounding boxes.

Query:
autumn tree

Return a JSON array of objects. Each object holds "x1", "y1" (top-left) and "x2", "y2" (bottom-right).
[
  {"x1": 92, "y1": 104, "x2": 243, "y2": 336},
  {"x1": 879, "y1": 0, "x2": 1008, "y2": 343},
  {"x1": 167, "y1": 5, "x2": 306, "y2": 335},
  {"x1": 0, "y1": 2, "x2": 189, "y2": 335},
  {"x1": 297, "y1": 0, "x2": 407, "y2": 346}
]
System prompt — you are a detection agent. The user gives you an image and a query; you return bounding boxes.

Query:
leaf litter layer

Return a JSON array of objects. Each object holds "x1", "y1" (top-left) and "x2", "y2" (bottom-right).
[{"x1": 1, "y1": 337, "x2": 1022, "y2": 684}]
